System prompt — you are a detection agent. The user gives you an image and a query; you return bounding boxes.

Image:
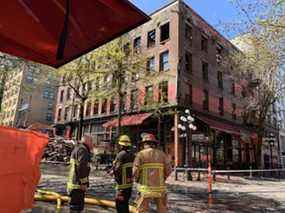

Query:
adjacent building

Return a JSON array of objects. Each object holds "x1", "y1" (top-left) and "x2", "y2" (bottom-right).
[
  {"x1": 0, "y1": 64, "x2": 58, "y2": 128},
  {"x1": 54, "y1": 0, "x2": 279, "y2": 169}
]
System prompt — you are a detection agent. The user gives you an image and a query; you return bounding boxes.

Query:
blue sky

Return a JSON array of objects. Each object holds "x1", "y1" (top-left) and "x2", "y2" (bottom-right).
[{"x1": 131, "y1": 0, "x2": 240, "y2": 38}]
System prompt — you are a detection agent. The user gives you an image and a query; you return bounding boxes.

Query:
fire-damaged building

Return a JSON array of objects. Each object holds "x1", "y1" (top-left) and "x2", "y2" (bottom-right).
[{"x1": 54, "y1": 0, "x2": 280, "y2": 169}]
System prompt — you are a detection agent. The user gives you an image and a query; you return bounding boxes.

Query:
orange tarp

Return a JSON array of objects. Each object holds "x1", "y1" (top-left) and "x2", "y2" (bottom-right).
[{"x1": 0, "y1": 126, "x2": 48, "y2": 213}]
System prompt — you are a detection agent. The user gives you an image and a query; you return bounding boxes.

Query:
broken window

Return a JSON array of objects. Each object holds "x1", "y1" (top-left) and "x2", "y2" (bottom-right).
[
  {"x1": 147, "y1": 29, "x2": 156, "y2": 48},
  {"x1": 202, "y1": 61, "x2": 208, "y2": 81},
  {"x1": 64, "y1": 107, "x2": 70, "y2": 120},
  {"x1": 217, "y1": 71, "x2": 223, "y2": 89},
  {"x1": 145, "y1": 85, "x2": 153, "y2": 105},
  {"x1": 109, "y1": 97, "x2": 116, "y2": 113},
  {"x1": 201, "y1": 35, "x2": 208, "y2": 52},
  {"x1": 203, "y1": 90, "x2": 209, "y2": 111},
  {"x1": 185, "y1": 23, "x2": 193, "y2": 42},
  {"x1": 160, "y1": 50, "x2": 169, "y2": 71},
  {"x1": 159, "y1": 81, "x2": 168, "y2": 103},
  {"x1": 219, "y1": 97, "x2": 224, "y2": 116},
  {"x1": 185, "y1": 51, "x2": 192, "y2": 74},
  {"x1": 59, "y1": 90, "x2": 64, "y2": 102},
  {"x1": 147, "y1": 56, "x2": 155, "y2": 72},
  {"x1": 133, "y1": 36, "x2": 141, "y2": 53},
  {"x1": 85, "y1": 102, "x2": 91, "y2": 117},
  {"x1": 57, "y1": 108, "x2": 62, "y2": 121},
  {"x1": 160, "y1": 22, "x2": 170, "y2": 42},
  {"x1": 101, "y1": 99, "x2": 108, "y2": 114},
  {"x1": 93, "y1": 101, "x2": 99, "y2": 115}
]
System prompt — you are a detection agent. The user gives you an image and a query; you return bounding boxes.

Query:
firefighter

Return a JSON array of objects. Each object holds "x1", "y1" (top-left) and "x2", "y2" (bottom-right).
[
  {"x1": 112, "y1": 135, "x2": 135, "y2": 213},
  {"x1": 67, "y1": 134, "x2": 93, "y2": 213},
  {"x1": 133, "y1": 133, "x2": 172, "y2": 213}
]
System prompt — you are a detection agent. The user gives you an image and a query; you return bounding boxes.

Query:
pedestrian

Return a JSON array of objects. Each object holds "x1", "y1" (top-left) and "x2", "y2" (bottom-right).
[
  {"x1": 133, "y1": 133, "x2": 172, "y2": 213},
  {"x1": 112, "y1": 135, "x2": 135, "y2": 213},
  {"x1": 67, "y1": 134, "x2": 93, "y2": 213}
]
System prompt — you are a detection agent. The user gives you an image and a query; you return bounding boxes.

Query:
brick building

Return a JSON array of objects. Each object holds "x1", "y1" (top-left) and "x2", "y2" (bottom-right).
[
  {"x1": 54, "y1": 0, "x2": 278, "y2": 169},
  {"x1": 0, "y1": 64, "x2": 58, "y2": 129}
]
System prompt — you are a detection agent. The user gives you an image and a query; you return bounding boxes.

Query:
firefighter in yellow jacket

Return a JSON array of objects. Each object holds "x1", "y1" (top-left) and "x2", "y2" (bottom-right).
[
  {"x1": 133, "y1": 133, "x2": 172, "y2": 213},
  {"x1": 67, "y1": 135, "x2": 93, "y2": 212},
  {"x1": 112, "y1": 135, "x2": 135, "y2": 213}
]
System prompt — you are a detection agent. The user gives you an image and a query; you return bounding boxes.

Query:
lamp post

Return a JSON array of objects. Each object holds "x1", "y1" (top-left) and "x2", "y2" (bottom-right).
[{"x1": 178, "y1": 109, "x2": 197, "y2": 180}]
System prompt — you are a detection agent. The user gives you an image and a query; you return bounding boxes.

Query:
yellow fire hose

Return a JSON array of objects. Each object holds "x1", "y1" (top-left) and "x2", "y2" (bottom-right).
[{"x1": 34, "y1": 190, "x2": 137, "y2": 213}]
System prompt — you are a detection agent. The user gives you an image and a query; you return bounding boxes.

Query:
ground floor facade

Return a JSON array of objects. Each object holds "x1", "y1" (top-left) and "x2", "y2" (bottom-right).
[{"x1": 54, "y1": 108, "x2": 281, "y2": 170}]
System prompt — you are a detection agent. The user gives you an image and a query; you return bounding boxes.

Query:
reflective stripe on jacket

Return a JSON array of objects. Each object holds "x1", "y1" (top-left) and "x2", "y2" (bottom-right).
[
  {"x1": 133, "y1": 147, "x2": 172, "y2": 198},
  {"x1": 67, "y1": 144, "x2": 91, "y2": 193},
  {"x1": 113, "y1": 150, "x2": 135, "y2": 190}
]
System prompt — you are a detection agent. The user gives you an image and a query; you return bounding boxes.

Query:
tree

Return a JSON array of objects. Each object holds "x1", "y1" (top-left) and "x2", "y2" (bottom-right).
[
  {"x1": 90, "y1": 36, "x2": 153, "y2": 139},
  {"x1": 223, "y1": 0, "x2": 285, "y2": 168},
  {"x1": 57, "y1": 55, "x2": 96, "y2": 140}
]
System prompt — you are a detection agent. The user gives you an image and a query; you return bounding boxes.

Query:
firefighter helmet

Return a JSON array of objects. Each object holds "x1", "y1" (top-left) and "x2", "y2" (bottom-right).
[
  {"x1": 118, "y1": 135, "x2": 132, "y2": 147},
  {"x1": 140, "y1": 133, "x2": 159, "y2": 144}
]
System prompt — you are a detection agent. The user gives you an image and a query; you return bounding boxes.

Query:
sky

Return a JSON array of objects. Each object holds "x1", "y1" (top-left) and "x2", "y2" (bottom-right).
[{"x1": 131, "y1": 0, "x2": 240, "y2": 39}]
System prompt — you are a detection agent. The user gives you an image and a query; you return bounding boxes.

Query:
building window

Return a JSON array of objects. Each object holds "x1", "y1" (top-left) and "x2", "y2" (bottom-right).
[
  {"x1": 26, "y1": 72, "x2": 34, "y2": 83},
  {"x1": 201, "y1": 35, "x2": 208, "y2": 52},
  {"x1": 217, "y1": 71, "x2": 223, "y2": 89},
  {"x1": 232, "y1": 103, "x2": 237, "y2": 120},
  {"x1": 57, "y1": 108, "x2": 62, "y2": 121},
  {"x1": 133, "y1": 36, "x2": 141, "y2": 52},
  {"x1": 145, "y1": 85, "x2": 153, "y2": 105},
  {"x1": 64, "y1": 107, "x2": 69, "y2": 121},
  {"x1": 46, "y1": 113, "x2": 53, "y2": 122},
  {"x1": 85, "y1": 102, "x2": 91, "y2": 117},
  {"x1": 202, "y1": 61, "x2": 208, "y2": 81},
  {"x1": 110, "y1": 97, "x2": 116, "y2": 113},
  {"x1": 185, "y1": 23, "x2": 193, "y2": 41},
  {"x1": 72, "y1": 105, "x2": 78, "y2": 118},
  {"x1": 59, "y1": 90, "x2": 64, "y2": 102},
  {"x1": 43, "y1": 88, "x2": 54, "y2": 100},
  {"x1": 130, "y1": 89, "x2": 138, "y2": 111},
  {"x1": 188, "y1": 84, "x2": 193, "y2": 106},
  {"x1": 159, "y1": 50, "x2": 169, "y2": 71},
  {"x1": 160, "y1": 22, "x2": 170, "y2": 42},
  {"x1": 219, "y1": 97, "x2": 224, "y2": 116},
  {"x1": 147, "y1": 29, "x2": 156, "y2": 48},
  {"x1": 93, "y1": 101, "x2": 99, "y2": 115},
  {"x1": 185, "y1": 51, "x2": 192, "y2": 74},
  {"x1": 203, "y1": 90, "x2": 209, "y2": 111},
  {"x1": 231, "y1": 82, "x2": 236, "y2": 96},
  {"x1": 101, "y1": 99, "x2": 108, "y2": 114},
  {"x1": 66, "y1": 88, "x2": 71, "y2": 100},
  {"x1": 147, "y1": 57, "x2": 155, "y2": 72},
  {"x1": 216, "y1": 44, "x2": 223, "y2": 64},
  {"x1": 159, "y1": 81, "x2": 168, "y2": 103}
]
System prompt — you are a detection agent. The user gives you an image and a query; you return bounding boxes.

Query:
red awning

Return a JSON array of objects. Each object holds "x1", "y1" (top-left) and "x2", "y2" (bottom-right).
[
  {"x1": 0, "y1": 0, "x2": 149, "y2": 67},
  {"x1": 103, "y1": 113, "x2": 152, "y2": 129},
  {"x1": 197, "y1": 115, "x2": 241, "y2": 135}
]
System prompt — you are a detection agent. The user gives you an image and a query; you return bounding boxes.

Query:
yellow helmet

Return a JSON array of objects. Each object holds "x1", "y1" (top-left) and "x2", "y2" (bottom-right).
[{"x1": 118, "y1": 135, "x2": 132, "y2": 147}]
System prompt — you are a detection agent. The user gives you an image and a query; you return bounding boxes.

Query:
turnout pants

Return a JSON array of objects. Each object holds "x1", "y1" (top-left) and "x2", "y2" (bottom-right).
[
  {"x1": 136, "y1": 193, "x2": 167, "y2": 213},
  {"x1": 115, "y1": 188, "x2": 132, "y2": 213},
  {"x1": 69, "y1": 189, "x2": 85, "y2": 212}
]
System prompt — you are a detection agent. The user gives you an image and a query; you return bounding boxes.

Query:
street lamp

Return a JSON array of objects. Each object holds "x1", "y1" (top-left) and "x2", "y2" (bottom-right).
[{"x1": 178, "y1": 109, "x2": 197, "y2": 180}]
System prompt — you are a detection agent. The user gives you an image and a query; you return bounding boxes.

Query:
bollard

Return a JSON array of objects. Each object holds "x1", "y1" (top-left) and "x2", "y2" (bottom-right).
[{"x1": 208, "y1": 162, "x2": 213, "y2": 206}]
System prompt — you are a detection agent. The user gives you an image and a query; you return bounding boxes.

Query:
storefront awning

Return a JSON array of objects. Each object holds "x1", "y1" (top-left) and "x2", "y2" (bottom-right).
[
  {"x1": 103, "y1": 113, "x2": 152, "y2": 129},
  {"x1": 0, "y1": 0, "x2": 149, "y2": 67},
  {"x1": 196, "y1": 115, "x2": 241, "y2": 136}
]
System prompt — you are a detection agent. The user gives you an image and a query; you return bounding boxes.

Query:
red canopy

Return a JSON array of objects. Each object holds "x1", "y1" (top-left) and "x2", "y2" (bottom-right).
[
  {"x1": 197, "y1": 115, "x2": 241, "y2": 136},
  {"x1": 0, "y1": 0, "x2": 149, "y2": 67},
  {"x1": 103, "y1": 113, "x2": 152, "y2": 129}
]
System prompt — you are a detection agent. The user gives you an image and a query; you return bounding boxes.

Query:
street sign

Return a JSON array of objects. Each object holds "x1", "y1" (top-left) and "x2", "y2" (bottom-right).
[{"x1": 192, "y1": 134, "x2": 208, "y2": 142}]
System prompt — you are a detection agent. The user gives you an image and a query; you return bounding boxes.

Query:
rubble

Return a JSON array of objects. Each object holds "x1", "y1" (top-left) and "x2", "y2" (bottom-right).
[{"x1": 42, "y1": 137, "x2": 74, "y2": 163}]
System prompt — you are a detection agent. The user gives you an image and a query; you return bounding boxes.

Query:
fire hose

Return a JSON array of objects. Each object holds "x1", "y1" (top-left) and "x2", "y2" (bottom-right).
[{"x1": 34, "y1": 189, "x2": 137, "y2": 213}]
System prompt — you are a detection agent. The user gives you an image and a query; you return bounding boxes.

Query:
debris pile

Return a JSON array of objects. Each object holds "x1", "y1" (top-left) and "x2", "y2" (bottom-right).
[{"x1": 42, "y1": 137, "x2": 74, "y2": 163}]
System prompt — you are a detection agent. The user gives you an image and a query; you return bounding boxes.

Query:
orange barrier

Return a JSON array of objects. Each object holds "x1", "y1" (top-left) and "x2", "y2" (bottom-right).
[{"x1": 0, "y1": 126, "x2": 48, "y2": 213}]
